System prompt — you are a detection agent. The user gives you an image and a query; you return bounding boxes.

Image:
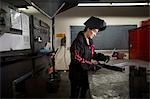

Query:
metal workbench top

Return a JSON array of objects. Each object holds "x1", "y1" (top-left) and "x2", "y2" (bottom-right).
[{"x1": 88, "y1": 59, "x2": 149, "y2": 99}]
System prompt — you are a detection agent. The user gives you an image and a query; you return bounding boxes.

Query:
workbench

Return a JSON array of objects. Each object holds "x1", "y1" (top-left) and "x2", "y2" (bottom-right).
[{"x1": 88, "y1": 59, "x2": 150, "y2": 99}]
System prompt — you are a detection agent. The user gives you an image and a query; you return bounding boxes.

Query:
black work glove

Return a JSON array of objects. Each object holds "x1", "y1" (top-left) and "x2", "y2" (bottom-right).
[
  {"x1": 104, "y1": 55, "x2": 110, "y2": 63},
  {"x1": 94, "y1": 53, "x2": 110, "y2": 63}
]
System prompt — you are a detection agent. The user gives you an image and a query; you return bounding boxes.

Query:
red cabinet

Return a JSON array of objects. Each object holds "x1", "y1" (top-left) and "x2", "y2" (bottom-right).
[
  {"x1": 129, "y1": 25, "x2": 150, "y2": 61},
  {"x1": 140, "y1": 19, "x2": 150, "y2": 27}
]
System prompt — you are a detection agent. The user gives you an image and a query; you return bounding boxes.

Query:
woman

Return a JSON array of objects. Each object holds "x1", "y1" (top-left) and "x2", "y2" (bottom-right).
[{"x1": 69, "y1": 16, "x2": 110, "y2": 98}]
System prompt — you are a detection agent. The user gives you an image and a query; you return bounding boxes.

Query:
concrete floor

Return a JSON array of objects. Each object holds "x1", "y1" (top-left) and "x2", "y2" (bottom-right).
[
  {"x1": 46, "y1": 71, "x2": 71, "y2": 98},
  {"x1": 46, "y1": 71, "x2": 91, "y2": 99}
]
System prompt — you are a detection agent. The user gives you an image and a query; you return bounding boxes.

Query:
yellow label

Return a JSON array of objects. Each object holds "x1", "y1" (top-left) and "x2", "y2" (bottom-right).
[{"x1": 56, "y1": 33, "x2": 65, "y2": 38}]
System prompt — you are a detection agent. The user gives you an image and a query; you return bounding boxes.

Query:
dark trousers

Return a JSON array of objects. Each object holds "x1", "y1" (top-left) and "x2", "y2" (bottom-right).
[{"x1": 70, "y1": 81, "x2": 88, "y2": 98}]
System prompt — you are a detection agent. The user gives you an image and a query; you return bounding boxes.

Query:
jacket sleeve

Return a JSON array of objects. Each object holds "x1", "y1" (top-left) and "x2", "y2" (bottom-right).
[{"x1": 70, "y1": 36, "x2": 92, "y2": 65}]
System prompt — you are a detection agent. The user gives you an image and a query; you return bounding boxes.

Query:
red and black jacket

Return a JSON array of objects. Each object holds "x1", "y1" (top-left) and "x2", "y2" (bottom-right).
[
  {"x1": 70, "y1": 31, "x2": 96, "y2": 71},
  {"x1": 69, "y1": 31, "x2": 109, "y2": 83}
]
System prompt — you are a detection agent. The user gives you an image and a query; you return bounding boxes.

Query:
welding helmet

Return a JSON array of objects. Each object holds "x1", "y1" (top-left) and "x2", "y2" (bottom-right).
[{"x1": 84, "y1": 16, "x2": 106, "y2": 31}]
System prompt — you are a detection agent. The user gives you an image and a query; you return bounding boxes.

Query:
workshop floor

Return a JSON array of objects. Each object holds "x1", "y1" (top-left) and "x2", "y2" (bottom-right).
[
  {"x1": 46, "y1": 71, "x2": 91, "y2": 98},
  {"x1": 46, "y1": 71, "x2": 70, "y2": 98}
]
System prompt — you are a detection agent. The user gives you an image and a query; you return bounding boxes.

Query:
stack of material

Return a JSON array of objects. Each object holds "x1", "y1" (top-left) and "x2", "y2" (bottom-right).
[{"x1": 129, "y1": 66, "x2": 149, "y2": 98}]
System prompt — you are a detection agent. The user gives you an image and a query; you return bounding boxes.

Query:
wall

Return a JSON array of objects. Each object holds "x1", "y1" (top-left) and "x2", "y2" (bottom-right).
[{"x1": 54, "y1": 6, "x2": 149, "y2": 70}]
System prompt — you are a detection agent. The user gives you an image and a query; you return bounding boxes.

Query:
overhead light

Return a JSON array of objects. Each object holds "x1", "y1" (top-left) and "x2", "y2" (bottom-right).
[
  {"x1": 78, "y1": 2, "x2": 149, "y2": 7},
  {"x1": 78, "y1": 3, "x2": 111, "y2": 6},
  {"x1": 112, "y1": 3, "x2": 149, "y2": 6},
  {"x1": 17, "y1": 5, "x2": 29, "y2": 11},
  {"x1": 18, "y1": 6, "x2": 28, "y2": 11},
  {"x1": 18, "y1": 7, "x2": 28, "y2": 11}
]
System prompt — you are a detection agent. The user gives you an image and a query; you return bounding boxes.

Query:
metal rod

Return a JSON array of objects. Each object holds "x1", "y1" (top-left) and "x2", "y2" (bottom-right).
[{"x1": 52, "y1": 17, "x2": 55, "y2": 52}]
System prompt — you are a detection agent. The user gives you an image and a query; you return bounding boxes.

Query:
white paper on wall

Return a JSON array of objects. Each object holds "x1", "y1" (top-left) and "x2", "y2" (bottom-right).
[
  {"x1": 0, "y1": 33, "x2": 30, "y2": 52},
  {"x1": 23, "y1": 35, "x2": 30, "y2": 48},
  {"x1": 21, "y1": 13, "x2": 30, "y2": 36},
  {"x1": 10, "y1": 9, "x2": 22, "y2": 30},
  {"x1": 0, "y1": 33, "x2": 12, "y2": 51},
  {"x1": 0, "y1": 10, "x2": 31, "y2": 52}
]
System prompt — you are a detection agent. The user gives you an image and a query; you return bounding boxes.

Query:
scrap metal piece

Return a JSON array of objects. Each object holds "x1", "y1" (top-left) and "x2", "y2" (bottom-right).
[{"x1": 96, "y1": 64, "x2": 125, "y2": 72}]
